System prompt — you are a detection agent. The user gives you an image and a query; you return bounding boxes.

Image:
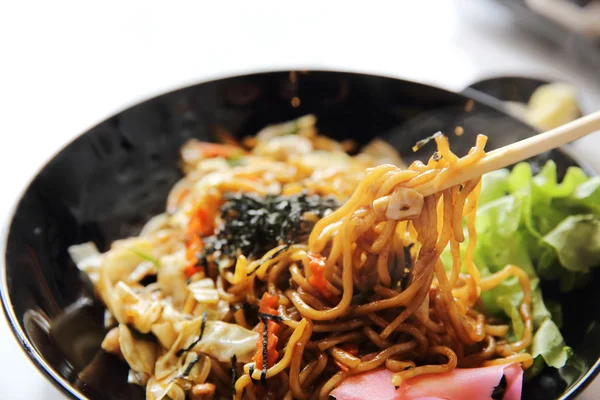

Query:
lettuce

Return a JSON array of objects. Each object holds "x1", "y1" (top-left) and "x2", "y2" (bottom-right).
[
  {"x1": 477, "y1": 160, "x2": 600, "y2": 288},
  {"x1": 542, "y1": 215, "x2": 600, "y2": 273},
  {"x1": 446, "y1": 160, "x2": 600, "y2": 375},
  {"x1": 530, "y1": 319, "x2": 573, "y2": 368}
]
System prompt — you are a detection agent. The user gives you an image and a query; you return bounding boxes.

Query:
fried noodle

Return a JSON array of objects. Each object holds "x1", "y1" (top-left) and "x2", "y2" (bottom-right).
[{"x1": 73, "y1": 115, "x2": 534, "y2": 400}]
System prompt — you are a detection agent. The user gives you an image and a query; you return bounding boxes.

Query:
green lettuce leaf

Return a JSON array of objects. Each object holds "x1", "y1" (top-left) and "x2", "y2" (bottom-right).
[
  {"x1": 448, "y1": 160, "x2": 600, "y2": 376},
  {"x1": 524, "y1": 356, "x2": 547, "y2": 382},
  {"x1": 531, "y1": 288, "x2": 552, "y2": 329},
  {"x1": 571, "y1": 177, "x2": 600, "y2": 213},
  {"x1": 479, "y1": 169, "x2": 510, "y2": 206},
  {"x1": 530, "y1": 319, "x2": 573, "y2": 368},
  {"x1": 533, "y1": 161, "x2": 588, "y2": 199},
  {"x1": 496, "y1": 296, "x2": 524, "y2": 340},
  {"x1": 542, "y1": 215, "x2": 600, "y2": 273}
]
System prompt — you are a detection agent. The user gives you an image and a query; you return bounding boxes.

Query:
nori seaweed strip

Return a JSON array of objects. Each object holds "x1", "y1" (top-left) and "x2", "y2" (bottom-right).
[
  {"x1": 401, "y1": 244, "x2": 414, "y2": 289},
  {"x1": 412, "y1": 131, "x2": 442, "y2": 152},
  {"x1": 127, "y1": 324, "x2": 156, "y2": 342},
  {"x1": 260, "y1": 315, "x2": 269, "y2": 385},
  {"x1": 176, "y1": 312, "x2": 208, "y2": 357},
  {"x1": 248, "y1": 365, "x2": 259, "y2": 385},
  {"x1": 246, "y1": 245, "x2": 290, "y2": 276},
  {"x1": 177, "y1": 354, "x2": 201, "y2": 378},
  {"x1": 491, "y1": 375, "x2": 507, "y2": 400},
  {"x1": 404, "y1": 244, "x2": 413, "y2": 270},
  {"x1": 231, "y1": 354, "x2": 238, "y2": 395},
  {"x1": 257, "y1": 312, "x2": 283, "y2": 323}
]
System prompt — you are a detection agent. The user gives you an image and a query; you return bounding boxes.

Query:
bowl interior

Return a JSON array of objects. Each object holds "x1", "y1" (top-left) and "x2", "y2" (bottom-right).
[
  {"x1": 466, "y1": 76, "x2": 550, "y2": 104},
  {"x1": 2, "y1": 71, "x2": 600, "y2": 400}
]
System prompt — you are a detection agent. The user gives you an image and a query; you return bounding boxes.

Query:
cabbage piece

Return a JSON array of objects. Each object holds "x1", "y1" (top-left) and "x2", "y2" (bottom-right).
[
  {"x1": 255, "y1": 114, "x2": 316, "y2": 141},
  {"x1": 125, "y1": 260, "x2": 158, "y2": 284},
  {"x1": 151, "y1": 322, "x2": 178, "y2": 350},
  {"x1": 187, "y1": 279, "x2": 220, "y2": 303},
  {"x1": 187, "y1": 279, "x2": 230, "y2": 320},
  {"x1": 253, "y1": 134, "x2": 313, "y2": 161},
  {"x1": 146, "y1": 377, "x2": 185, "y2": 400},
  {"x1": 175, "y1": 318, "x2": 258, "y2": 363},
  {"x1": 102, "y1": 238, "x2": 157, "y2": 285},
  {"x1": 67, "y1": 242, "x2": 102, "y2": 284},
  {"x1": 359, "y1": 138, "x2": 407, "y2": 168},
  {"x1": 151, "y1": 305, "x2": 188, "y2": 349},
  {"x1": 157, "y1": 250, "x2": 188, "y2": 310},
  {"x1": 139, "y1": 213, "x2": 170, "y2": 237},
  {"x1": 119, "y1": 324, "x2": 157, "y2": 377},
  {"x1": 111, "y1": 282, "x2": 162, "y2": 332}
]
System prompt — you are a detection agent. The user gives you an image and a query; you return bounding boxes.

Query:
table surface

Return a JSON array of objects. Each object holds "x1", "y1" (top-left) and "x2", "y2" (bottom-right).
[{"x1": 1, "y1": 1, "x2": 600, "y2": 399}]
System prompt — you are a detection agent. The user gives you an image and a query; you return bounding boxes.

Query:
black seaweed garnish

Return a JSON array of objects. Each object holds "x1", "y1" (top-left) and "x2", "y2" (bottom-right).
[
  {"x1": 199, "y1": 192, "x2": 338, "y2": 263},
  {"x1": 248, "y1": 364, "x2": 259, "y2": 385},
  {"x1": 246, "y1": 245, "x2": 290, "y2": 276},
  {"x1": 231, "y1": 354, "x2": 238, "y2": 395},
  {"x1": 178, "y1": 354, "x2": 201, "y2": 378},
  {"x1": 176, "y1": 312, "x2": 208, "y2": 357},
  {"x1": 127, "y1": 324, "x2": 156, "y2": 342},
  {"x1": 412, "y1": 131, "x2": 442, "y2": 152},
  {"x1": 491, "y1": 375, "x2": 507, "y2": 400},
  {"x1": 260, "y1": 314, "x2": 269, "y2": 385},
  {"x1": 257, "y1": 312, "x2": 283, "y2": 323},
  {"x1": 400, "y1": 244, "x2": 414, "y2": 289}
]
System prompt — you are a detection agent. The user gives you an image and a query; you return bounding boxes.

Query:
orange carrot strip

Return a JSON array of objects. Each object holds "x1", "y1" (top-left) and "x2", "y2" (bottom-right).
[
  {"x1": 253, "y1": 293, "x2": 281, "y2": 370},
  {"x1": 307, "y1": 252, "x2": 333, "y2": 299},
  {"x1": 193, "y1": 142, "x2": 246, "y2": 159}
]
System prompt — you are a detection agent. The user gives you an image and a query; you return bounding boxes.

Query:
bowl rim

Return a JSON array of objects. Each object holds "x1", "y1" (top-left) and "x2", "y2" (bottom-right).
[{"x1": 2, "y1": 69, "x2": 599, "y2": 400}]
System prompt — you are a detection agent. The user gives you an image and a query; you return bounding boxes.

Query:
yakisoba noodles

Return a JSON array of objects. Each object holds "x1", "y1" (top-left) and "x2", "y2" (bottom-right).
[{"x1": 69, "y1": 115, "x2": 534, "y2": 400}]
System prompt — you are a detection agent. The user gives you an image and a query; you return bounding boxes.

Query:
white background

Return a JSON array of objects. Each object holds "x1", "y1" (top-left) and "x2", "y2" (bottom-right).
[{"x1": 1, "y1": 1, "x2": 599, "y2": 399}]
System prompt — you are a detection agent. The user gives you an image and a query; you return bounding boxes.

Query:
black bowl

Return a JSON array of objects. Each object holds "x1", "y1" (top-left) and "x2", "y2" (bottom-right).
[
  {"x1": 466, "y1": 76, "x2": 551, "y2": 104},
  {"x1": 2, "y1": 70, "x2": 599, "y2": 400}
]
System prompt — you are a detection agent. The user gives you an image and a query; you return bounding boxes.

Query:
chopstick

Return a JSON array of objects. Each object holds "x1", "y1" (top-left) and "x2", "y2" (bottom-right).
[{"x1": 419, "y1": 110, "x2": 600, "y2": 197}]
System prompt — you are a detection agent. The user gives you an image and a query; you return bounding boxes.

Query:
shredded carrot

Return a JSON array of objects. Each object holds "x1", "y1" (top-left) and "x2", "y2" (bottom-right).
[
  {"x1": 184, "y1": 205, "x2": 213, "y2": 278},
  {"x1": 193, "y1": 142, "x2": 246, "y2": 159},
  {"x1": 183, "y1": 265, "x2": 202, "y2": 278},
  {"x1": 187, "y1": 205, "x2": 212, "y2": 237},
  {"x1": 214, "y1": 127, "x2": 242, "y2": 147},
  {"x1": 253, "y1": 293, "x2": 280, "y2": 370},
  {"x1": 334, "y1": 360, "x2": 350, "y2": 372},
  {"x1": 184, "y1": 234, "x2": 204, "y2": 278},
  {"x1": 334, "y1": 343, "x2": 359, "y2": 372},
  {"x1": 307, "y1": 252, "x2": 332, "y2": 299},
  {"x1": 176, "y1": 188, "x2": 190, "y2": 208},
  {"x1": 340, "y1": 342, "x2": 359, "y2": 356},
  {"x1": 258, "y1": 293, "x2": 279, "y2": 314}
]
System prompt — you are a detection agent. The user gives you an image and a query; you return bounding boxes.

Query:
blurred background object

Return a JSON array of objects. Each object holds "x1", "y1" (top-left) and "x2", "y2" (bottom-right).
[{"x1": 478, "y1": 0, "x2": 600, "y2": 68}]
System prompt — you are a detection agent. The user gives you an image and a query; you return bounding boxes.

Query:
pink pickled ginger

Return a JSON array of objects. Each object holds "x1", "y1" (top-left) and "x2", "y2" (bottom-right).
[{"x1": 330, "y1": 363, "x2": 523, "y2": 400}]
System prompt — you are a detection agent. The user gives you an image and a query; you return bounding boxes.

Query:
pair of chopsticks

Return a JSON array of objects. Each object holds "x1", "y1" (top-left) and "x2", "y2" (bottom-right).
[{"x1": 419, "y1": 110, "x2": 600, "y2": 197}]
